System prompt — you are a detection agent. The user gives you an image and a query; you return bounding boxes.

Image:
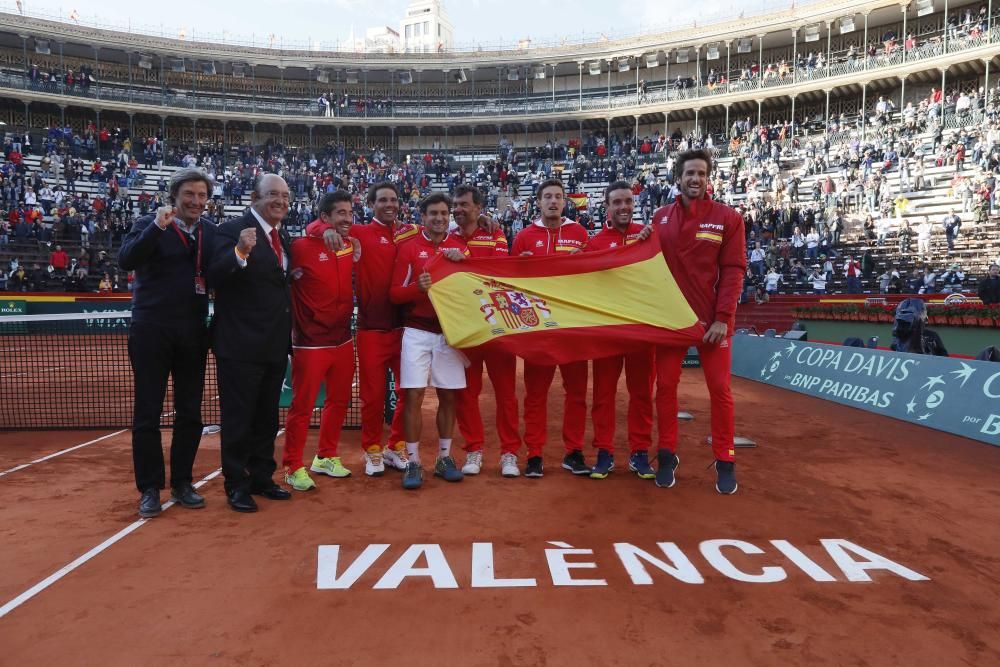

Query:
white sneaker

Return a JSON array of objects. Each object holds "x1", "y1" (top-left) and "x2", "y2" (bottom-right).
[
  {"x1": 462, "y1": 451, "x2": 483, "y2": 475},
  {"x1": 382, "y1": 444, "x2": 409, "y2": 471},
  {"x1": 500, "y1": 453, "x2": 520, "y2": 478},
  {"x1": 364, "y1": 446, "x2": 385, "y2": 477}
]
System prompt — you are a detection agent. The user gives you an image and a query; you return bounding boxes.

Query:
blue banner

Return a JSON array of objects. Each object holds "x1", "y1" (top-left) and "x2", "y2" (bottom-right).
[{"x1": 731, "y1": 335, "x2": 1000, "y2": 446}]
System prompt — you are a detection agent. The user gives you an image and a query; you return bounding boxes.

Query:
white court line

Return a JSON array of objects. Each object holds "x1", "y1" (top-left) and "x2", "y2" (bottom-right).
[
  {"x1": 0, "y1": 467, "x2": 222, "y2": 619},
  {"x1": 0, "y1": 428, "x2": 283, "y2": 619},
  {"x1": 0, "y1": 430, "x2": 128, "y2": 479}
]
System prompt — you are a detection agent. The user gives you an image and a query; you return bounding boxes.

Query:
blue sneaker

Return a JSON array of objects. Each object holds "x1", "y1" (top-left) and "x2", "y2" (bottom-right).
[
  {"x1": 434, "y1": 456, "x2": 464, "y2": 483},
  {"x1": 589, "y1": 449, "x2": 614, "y2": 479},
  {"x1": 715, "y1": 460, "x2": 738, "y2": 495},
  {"x1": 628, "y1": 451, "x2": 656, "y2": 479},
  {"x1": 402, "y1": 462, "x2": 423, "y2": 490},
  {"x1": 655, "y1": 450, "x2": 679, "y2": 488}
]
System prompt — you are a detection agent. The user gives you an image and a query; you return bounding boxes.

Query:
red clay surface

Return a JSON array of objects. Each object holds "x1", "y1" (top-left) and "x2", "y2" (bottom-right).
[{"x1": 1, "y1": 370, "x2": 999, "y2": 666}]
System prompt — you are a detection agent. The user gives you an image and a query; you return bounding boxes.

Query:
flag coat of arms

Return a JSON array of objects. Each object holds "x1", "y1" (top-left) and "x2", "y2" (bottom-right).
[{"x1": 426, "y1": 233, "x2": 705, "y2": 365}]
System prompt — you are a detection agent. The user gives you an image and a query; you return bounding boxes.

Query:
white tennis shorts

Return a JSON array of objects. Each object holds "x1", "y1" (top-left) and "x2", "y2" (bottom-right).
[{"x1": 399, "y1": 327, "x2": 468, "y2": 389}]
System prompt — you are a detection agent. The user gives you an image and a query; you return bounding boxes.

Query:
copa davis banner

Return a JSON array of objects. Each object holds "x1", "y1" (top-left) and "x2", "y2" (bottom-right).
[
  {"x1": 731, "y1": 335, "x2": 1000, "y2": 446},
  {"x1": 426, "y1": 233, "x2": 705, "y2": 365}
]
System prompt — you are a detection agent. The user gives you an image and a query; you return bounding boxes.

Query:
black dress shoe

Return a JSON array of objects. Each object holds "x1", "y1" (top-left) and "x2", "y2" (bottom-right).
[
  {"x1": 170, "y1": 484, "x2": 206, "y2": 509},
  {"x1": 227, "y1": 489, "x2": 258, "y2": 513},
  {"x1": 250, "y1": 482, "x2": 292, "y2": 500},
  {"x1": 139, "y1": 488, "x2": 162, "y2": 518}
]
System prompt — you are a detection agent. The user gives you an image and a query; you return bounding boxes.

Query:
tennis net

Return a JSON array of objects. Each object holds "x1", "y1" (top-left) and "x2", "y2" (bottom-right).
[{"x1": 0, "y1": 311, "x2": 364, "y2": 431}]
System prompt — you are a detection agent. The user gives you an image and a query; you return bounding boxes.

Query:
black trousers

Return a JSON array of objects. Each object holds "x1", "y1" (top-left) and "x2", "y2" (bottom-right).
[
  {"x1": 216, "y1": 355, "x2": 284, "y2": 494},
  {"x1": 128, "y1": 320, "x2": 208, "y2": 492}
]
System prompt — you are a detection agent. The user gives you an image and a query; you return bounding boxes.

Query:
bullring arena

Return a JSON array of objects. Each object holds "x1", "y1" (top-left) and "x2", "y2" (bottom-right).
[{"x1": 2, "y1": 0, "x2": 1000, "y2": 664}]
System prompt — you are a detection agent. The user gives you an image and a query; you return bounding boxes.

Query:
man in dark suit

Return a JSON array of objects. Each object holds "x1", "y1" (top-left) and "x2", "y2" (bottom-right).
[
  {"x1": 208, "y1": 173, "x2": 293, "y2": 512},
  {"x1": 118, "y1": 167, "x2": 217, "y2": 518}
]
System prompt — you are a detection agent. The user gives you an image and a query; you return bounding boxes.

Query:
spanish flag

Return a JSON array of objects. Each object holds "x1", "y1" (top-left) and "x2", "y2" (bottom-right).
[
  {"x1": 426, "y1": 234, "x2": 705, "y2": 365},
  {"x1": 567, "y1": 193, "x2": 589, "y2": 211}
]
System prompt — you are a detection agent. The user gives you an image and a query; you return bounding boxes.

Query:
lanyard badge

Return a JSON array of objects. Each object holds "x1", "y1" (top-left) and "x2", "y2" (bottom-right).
[{"x1": 172, "y1": 221, "x2": 204, "y2": 294}]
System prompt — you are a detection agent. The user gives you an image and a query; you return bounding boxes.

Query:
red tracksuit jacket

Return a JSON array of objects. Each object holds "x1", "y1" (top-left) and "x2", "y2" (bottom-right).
[
  {"x1": 451, "y1": 226, "x2": 510, "y2": 257},
  {"x1": 586, "y1": 222, "x2": 646, "y2": 251},
  {"x1": 289, "y1": 233, "x2": 354, "y2": 347},
  {"x1": 511, "y1": 218, "x2": 588, "y2": 256},
  {"x1": 306, "y1": 217, "x2": 418, "y2": 331},
  {"x1": 651, "y1": 198, "x2": 746, "y2": 332},
  {"x1": 389, "y1": 231, "x2": 469, "y2": 333}
]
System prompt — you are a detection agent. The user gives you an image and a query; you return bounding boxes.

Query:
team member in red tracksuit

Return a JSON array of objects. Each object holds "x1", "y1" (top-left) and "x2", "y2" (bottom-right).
[
  {"x1": 283, "y1": 191, "x2": 357, "y2": 491},
  {"x1": 448, "y1": 184, "x2": 523, "y2": 478},
  {"x1": 511, "y1": 178, "x2": 590, "y2": 479},
  {"x1": 307, "y1": 182, "x2": 417, "y2": 476},
  {"x1": 389, "y1": 193, "x2": 470, "y2": 490},
  {"x1": 651, "y1": 149, "x2": 746, "y2": 494},
  {"x1": 584, "y1": 180, "x2": 655, "y2": 480}
]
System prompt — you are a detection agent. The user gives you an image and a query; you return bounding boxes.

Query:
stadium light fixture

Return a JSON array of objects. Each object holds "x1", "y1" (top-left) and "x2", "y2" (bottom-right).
[
  {"x1": 137, "y1": 54, "x2": 153, "y2": 70},
  {"x1": 645, "y1": 52, "x2": 660, "y2": 68},
  {"x1": 706, "y1": 44, "x2": 720, "y2": 61},
  {"x1": 803, "y1": 24, "x2": 821, "y2": 42},
  {"x1": 736, "y1": 37, "x2": 753, "y2": 53},
  {"x1": 34, "y1": 39, "x2": 50, "y2": 55},
  {"x1": 169, "y1": 58, "x2": 186, "y2": 73},
  {"x1": 588, "y1": 60, "x2": 602, "y2": 75},
  {"x1": 617, "y1": 57, "x2": 630, "y2": 72},
  {"x1": 675, "y1": 48, "x2": 690, "y2": 63},
  {"x1": 455, "y1": 68, "x2": 468, "y2": 83},
  {"x1": 533, "y1": 65, "x2": 547, "y2": 79},
  {"x1": 839, "y1": 16, "x2": 855, "y2": 34},
  {"x1": 916, "y1": 0, "x2": 935, "y2": 17},
  {"x1": 399, "y1": 70, "x2": 413, "y2": 84}
]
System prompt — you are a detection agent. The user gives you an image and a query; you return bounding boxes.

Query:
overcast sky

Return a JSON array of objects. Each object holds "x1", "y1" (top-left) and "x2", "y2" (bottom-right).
[{"x1": 10, "y1": 0, "x2": 805, "y2": 51}]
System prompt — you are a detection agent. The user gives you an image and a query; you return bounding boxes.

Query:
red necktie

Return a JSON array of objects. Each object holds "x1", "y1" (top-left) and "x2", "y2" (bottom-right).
[{"x1": 269, "y1": 228, "x2": 283, "y2": 267}]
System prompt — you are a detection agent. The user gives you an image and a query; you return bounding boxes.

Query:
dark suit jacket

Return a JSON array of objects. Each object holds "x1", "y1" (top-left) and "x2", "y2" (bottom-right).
[{"x1": 208, "y1": 210, "x2": 292, "y2": 364}]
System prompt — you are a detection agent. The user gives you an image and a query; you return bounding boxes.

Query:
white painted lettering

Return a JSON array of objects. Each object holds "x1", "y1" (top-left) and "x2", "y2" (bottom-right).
[
  {"x1": 980, "y1": 414, "x2": 1000, "y2": 436},
  {"x1": 316, "y1": 544, "x2": 389, "y2": 590},
  {"x1": 699, "y1": 540, "x2": 787, "y2": 583},
  {"x1": 373, "y1": 544, "x2": 459, "y2": 589},
  {"x1": 820, "y1": 539, "x2": 930, "y2": 582},
  {"x1": 470, "y1": 543, "x2": 537, "y2": 588},
  {"x1": 613, "y1": 542, "x2": 704, "y2": 585},
  {"x1": 544, "y1": 541, "x2": 607, "y2": 586},
  {"x1": 770, "y1": 540, "x2": 837, "y2": 582},
  {"x1": 984, "y1": 372, "x2": 1000, "y2": 399}
]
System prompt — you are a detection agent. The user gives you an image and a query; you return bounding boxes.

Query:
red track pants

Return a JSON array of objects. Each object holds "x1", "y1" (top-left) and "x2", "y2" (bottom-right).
[
  {"x1": 357, "y1": 329, "x2": 405, "y2": 449},
  {"x1": 283, "y1": 343, "x2": 354, "y2": 471},
  {"x1": 523, "y1": 360, "x2": 588, "y2": 458},
  {"x1": 655, "y1": 341, "x2": 735, "y2": 462},
  {"x1": 591, "y1": 348, "x2": 654, "y2": 454},
  {"x1": 455, "y1": 348, "x2": 521, "y2": 454}
]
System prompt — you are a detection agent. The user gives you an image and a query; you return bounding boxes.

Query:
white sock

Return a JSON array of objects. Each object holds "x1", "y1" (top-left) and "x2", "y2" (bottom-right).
[
  {"x1": 438, "y1": 438, "x2": 452, "y2": 458},
  {"x1": 405, "y1": 442, "x2": 420, "y2": 464}
]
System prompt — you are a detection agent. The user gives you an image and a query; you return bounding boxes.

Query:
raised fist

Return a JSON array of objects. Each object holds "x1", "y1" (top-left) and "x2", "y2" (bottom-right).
[
  {"x1": 155, "y1": 206, "x2": 176, "y2": 230},
  {"x1": 237, "y1": 227, "x2": 257, "y2": 255}
]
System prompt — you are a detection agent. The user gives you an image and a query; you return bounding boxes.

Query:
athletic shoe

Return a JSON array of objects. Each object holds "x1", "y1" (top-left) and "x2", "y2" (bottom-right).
[
  {"x1": 524, "y1": 456, "x2": 544, "y2": 478},
  {"x1": 500, "y1": 453, "x2": 520, "y2": 478},
  {"x1": 383, "y1": 442, "x2": 409, "y2": 471},
  {"x1": 628, "y1": 451, "x2": 656, "y2": 480},
  {"x1": 561, "y1": 450, "x2": 590, "y2": 475},
  {"x1": 311, "y1": 455, "x2": 351, "y2": 478},
  {"x1": 364, "y1": 446, "x2": 385, "y2": 477},
  {"x1": 655, "y1": 450, "x2": 680, "y2": 489},
  {"x1": 402, "y1": 462, "x2": 424, "y2": 490},
  {"x1": 461, "y1": 450, "x2": 483, "y2": 475},
  {"x1": 284, "y1": 466, "x2": 317, "y2": 492},
  {"x1": 434, "y1": 456, "x2": 464, "y2": 482},
  {"x1": 715, "y1": 460, "x2": 738, "y2": 495},
  {"x1": 589, "y1": 449, "x2": 614, "y2": 479}
]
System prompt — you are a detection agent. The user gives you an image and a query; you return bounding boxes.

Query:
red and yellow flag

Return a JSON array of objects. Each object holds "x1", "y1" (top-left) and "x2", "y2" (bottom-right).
[
  {"x1": 426, "y1": 234, "x2": 705, "y2": 365},
  {"x1": 567, "y1": 193, "x2": 589, "y2": 211}
]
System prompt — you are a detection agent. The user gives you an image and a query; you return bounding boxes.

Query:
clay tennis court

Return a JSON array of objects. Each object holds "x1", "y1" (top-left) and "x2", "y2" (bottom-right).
[{"x1": 1, "y1": 369, "x2": 999, "y2": 666}]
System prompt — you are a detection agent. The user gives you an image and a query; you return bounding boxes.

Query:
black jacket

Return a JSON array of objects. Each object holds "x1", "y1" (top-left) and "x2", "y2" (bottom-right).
[
  {"x1": 118, "y1": 214, "x2": 216, "y2": 326},
  {"x1": 207, "y1": 210, "x2": 292, "y2": 364},
  {"x1": 979, "y1": 274, "x2": 1000, "y2": 305}
]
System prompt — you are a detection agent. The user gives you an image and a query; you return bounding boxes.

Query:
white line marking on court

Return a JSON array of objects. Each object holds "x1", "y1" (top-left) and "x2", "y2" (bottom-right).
[
  {"x1": 0, "y1": 372, "x2": 29, "y2": 378},
  {"x1": 0, "y1": 467, "x2": 223, "y2": 619},
  {"x1": 0, "y1": 429, "x2": 283, "y2": 619},
  {"x1": 0, "y1": 430, "x2": 128, "y2": 479}
]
